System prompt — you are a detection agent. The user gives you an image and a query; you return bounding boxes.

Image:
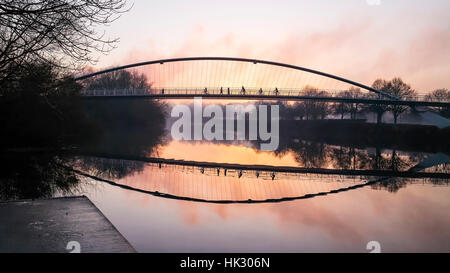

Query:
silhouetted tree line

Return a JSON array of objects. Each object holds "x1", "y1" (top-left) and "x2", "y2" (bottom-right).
[
  {"x1": 276, "y1": 139, "x2": 440, "y2": 193},
  {"x1": 0, "y1": 152, "x2": 80, "y2": 200},
  {"x1": 81, "y1": 96, "x2": 168, "y2": 156},
  {"x1": 287, "y1": 78, "x2": 420, "y2": 124},
  {"x1": 83, "y1": 69, "x2": 152, "y2": 92},
  {"x1": 74, "y1": 156, "x2": 147, "y2": 181},
  {"x1": 0, "y1": 66, "x2": 168, "y2": 200},
  {"x1": 0, "y1": 0, "x2": 130, "y2": 150},
  {"x1": 424, "y1": 88, "x2": 450, "y2": 117},
  {"x1": 0, "y1": 62, "x2": 98, "y2": 150}
]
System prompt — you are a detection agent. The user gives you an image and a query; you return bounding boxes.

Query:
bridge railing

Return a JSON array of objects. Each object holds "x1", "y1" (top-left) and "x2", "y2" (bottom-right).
[{"x1": 80, "y1": 87, "x2": 449, "y2": 103}]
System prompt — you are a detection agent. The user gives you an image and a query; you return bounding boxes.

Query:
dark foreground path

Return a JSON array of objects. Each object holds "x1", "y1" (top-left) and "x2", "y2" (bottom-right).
[{"x1": 0, "y1": 196, "x2": 135, "y2": 253}]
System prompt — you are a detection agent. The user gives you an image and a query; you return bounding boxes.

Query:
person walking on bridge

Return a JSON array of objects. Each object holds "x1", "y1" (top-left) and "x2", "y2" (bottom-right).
[
  {"x1": 275, "y1": 87, "x2": 279, "y2": 96},
  {"x1": 242, "y1": 86, "x2": 246, "y2": 95}
]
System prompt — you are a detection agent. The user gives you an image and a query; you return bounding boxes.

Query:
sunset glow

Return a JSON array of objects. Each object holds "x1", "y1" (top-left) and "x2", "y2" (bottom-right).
[{"x1": 92, "y1": 0, "x2": 450, "y2": 93}]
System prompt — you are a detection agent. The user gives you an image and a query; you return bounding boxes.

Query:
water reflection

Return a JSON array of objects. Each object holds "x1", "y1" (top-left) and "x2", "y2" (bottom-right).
[
  {"x1": 0, "y1": 153, "x2": 80, "y2": 200},
  {"x1": 2, "y1": 101, "x2": 449, "y2": 201},
  {"x1": 0, "y1": 98, "x2": 167, "y2": 200},
  {"x1": 83, "y1": 174, "x2": 450, "y2": 252},
  {"x1": 1, "y1": 97, "x2": 450, "y2": 252},
  {"x1": 73, "y1": 153, "x2": 449, "y2": 203}
]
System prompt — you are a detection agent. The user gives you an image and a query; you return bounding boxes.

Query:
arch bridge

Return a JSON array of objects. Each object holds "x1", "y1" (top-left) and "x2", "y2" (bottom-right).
[{"x1": 76, "y1": 57, "x2": 450, "y2": 108}]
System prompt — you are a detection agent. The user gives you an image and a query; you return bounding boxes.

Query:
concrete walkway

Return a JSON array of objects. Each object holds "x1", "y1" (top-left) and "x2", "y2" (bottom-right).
[{"x1": 0, "y1": 196, "x2": 135, "y2": 253}]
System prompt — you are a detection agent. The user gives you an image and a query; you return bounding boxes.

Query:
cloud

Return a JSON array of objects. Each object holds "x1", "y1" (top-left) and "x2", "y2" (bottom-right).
[{"x1": 99, "y1": 14, "x2": 449, "y2": 93}]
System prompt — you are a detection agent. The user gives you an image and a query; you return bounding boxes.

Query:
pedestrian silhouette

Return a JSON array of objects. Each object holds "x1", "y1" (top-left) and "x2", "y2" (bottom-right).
[
  {"x1": 259, "y1": 88, "x2": 263, "y2": 95},
  {"x1": 161, "y1": 88, "x2": 164, "y2": 94},
  {"x1": 220, "y1": 87, "x2": 223, "y2": 94},
  {"x1": 241, "y1": 86, "x2": 246, "y2": 95},
  {"x1": 275, "y1": 87, "x2": 279, "y2": 96}
]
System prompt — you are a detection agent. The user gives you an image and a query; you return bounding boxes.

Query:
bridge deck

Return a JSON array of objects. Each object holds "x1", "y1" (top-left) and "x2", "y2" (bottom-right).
[{"x1": 80, "y1": 89, "x2": 450, "y2": 107}]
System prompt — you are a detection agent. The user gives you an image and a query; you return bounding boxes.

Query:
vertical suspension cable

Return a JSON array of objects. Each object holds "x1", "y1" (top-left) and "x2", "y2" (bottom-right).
[{"x1": 212, "y1": 60, "x2": 218, "y2": 90}]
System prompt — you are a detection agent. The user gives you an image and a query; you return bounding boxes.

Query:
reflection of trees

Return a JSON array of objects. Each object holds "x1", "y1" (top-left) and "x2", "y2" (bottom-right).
[
  {"x1": 74, "y1": 71, "x2": 169, "y2": 179},
  {"x1": 283, "y1": 139, "x2": 415, "y2": 172},
  {"x1": 371, "y1": 177, "x2": 408, "y2": 193},
  {"x1": 75, "y1": 157, "x2": 146, "y2": 180},
  {"x1": 0, "y1": 67, "x2": 168, "y2": 200},
  {"x1": 289, "y1": 140, "x2": 329, "y2": 168},
  {"x1": 330, "y1": 146, "x2": 369, "y2": 170},
  {"x1": 0, "y1": 154, "x2": 80, "y2": 200},
  {"x1": 283, "y1": 140, "x2": 438, "y2": 193},
  {"x1": 388, "y1": 150, "x2": 409, "y2": 171}
]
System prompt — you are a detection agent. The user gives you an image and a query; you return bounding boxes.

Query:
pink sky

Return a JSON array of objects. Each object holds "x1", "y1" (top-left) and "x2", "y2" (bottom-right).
[{"x1": 92, "y1": 0, "x2": 450, "y2": 93}]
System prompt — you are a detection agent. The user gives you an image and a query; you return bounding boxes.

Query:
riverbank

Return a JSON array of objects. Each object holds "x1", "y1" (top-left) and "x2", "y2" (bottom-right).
[{"x1": 0, "y1": 196, "x2": 135, "y2": 253}]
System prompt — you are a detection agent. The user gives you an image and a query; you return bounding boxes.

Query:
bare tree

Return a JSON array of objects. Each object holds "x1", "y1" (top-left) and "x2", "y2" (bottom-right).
[
  {"x1": 384, "y1": 78, "x2": 416, "y2": 124},
  {"x1": 348, "y1": 86, "x2": 362, "y2": 119},
  {"x1": 368, "y1": 79, "x2": 390, "y2": 124},
  {"x1": 332, "y1": 90, "x2": 351, "y2": 119},
  {"x1": 301, "y1": 86, "x2": 330, "y2": 120},
  {"x1": 424, "y1": 88, "x2": 450, "y2": 116},
  {"x1": 84, "y1": 69, "x2": 152, "y2": 92},
  {"x1": 424, "y1": 88, "x2": 449, "y2": 102},
  {"x1": 0, "y1": 0, "x2": 129, "y2": 87}
]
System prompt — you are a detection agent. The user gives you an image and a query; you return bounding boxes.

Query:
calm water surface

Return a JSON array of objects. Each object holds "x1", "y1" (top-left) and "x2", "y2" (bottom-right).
[
  {"x1": 4, "y1": 99, "x2": 448, "y2": 253},
  {"x1": 78, "y1": 138, "x2": 450, "y2": 252}
]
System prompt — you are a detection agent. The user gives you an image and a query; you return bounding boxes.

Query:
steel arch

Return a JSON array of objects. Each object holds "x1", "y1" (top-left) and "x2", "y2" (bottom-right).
[{"x1": 75, "y1": 57, "x2": 396, "y2": 99}]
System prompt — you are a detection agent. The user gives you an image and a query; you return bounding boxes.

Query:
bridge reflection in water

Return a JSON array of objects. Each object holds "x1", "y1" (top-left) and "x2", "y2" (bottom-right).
[{"x1": 74, "y1": 156, "x2": 449, "y2": 204}]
